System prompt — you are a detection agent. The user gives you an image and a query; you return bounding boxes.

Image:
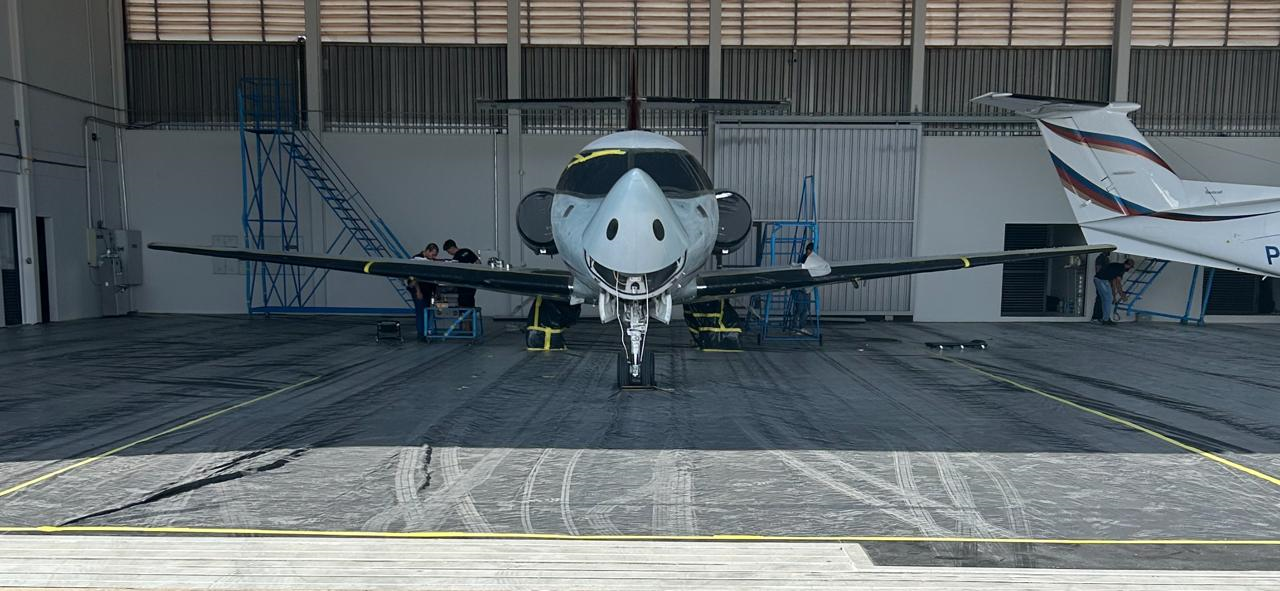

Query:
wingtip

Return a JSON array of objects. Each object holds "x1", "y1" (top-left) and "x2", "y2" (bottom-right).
[{"x1": 969, "y1": 91, "x2": 1010, "y2": 103}]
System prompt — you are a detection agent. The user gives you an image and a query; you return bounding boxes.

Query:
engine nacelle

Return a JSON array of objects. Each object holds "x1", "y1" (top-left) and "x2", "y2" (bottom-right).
[
  {"x1": 714, "y1": 191, "x2": 752, "y2": 255},
  {"x1": 517, "y1": 189, "x2": 558, "y2": 255}
]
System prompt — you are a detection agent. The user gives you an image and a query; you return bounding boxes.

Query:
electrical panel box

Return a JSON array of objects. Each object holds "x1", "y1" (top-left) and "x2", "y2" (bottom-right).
[
  {"x1": 87, "y1": 228, "x2": 109, "y2": 267},
  {"x1": 87, "y1": 228, "x2": 143, "y2": 286}
]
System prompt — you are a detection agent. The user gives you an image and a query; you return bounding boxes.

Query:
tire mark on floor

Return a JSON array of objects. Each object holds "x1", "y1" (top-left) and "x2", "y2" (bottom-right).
[
  {"x1": 929, "y1": 451, "x2": 1013, "y2": 538},
  {"x1": 518, "y1": 449, "x2": 552, "y2": 534},
  {"x1": 560, "y1": 448, "x2": 585, "y2": 536},
  {"x1": 734, "y1": 417, "x2": 955, "y2": 536}
]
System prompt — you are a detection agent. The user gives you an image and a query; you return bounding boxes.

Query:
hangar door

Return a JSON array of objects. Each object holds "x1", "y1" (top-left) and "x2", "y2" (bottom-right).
[{"x1": 713, "y1": 124, "x2": 919, "y2": 314}]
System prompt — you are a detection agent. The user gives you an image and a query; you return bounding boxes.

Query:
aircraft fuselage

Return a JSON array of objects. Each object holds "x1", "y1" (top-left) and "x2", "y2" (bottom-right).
[{"x1": 543, "y1": 130, "x2": 724, "y2": 383}]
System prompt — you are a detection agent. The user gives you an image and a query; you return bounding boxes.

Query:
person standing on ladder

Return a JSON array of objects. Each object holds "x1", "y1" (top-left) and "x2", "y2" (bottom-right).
[
  {"x1": 1094, "y1": 258, "x2": 1134, "y2": 326},
  {"x1": 788, "y1": 242, "x2": 815, "y2": 333}
]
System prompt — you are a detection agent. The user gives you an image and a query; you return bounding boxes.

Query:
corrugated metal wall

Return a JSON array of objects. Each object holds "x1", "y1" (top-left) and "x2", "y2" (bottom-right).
[
  {"x1": 126, "y1": 43, "x2": 1280, "y2": 137},
  {"x1": 127, "y1": 42, "x2": 299, "y2": 128},
  {"x1": 1130, "y1": 49, "x2": 1280, "y2": 135},
  {"x1": 323, "y1": 44, "x2": 506, "y2": 132},
  {"x1": 713, "y1": 124, "x2": 919, "y2": 314},
  {"x1": 923, "y1": 47, "x2": 1110, "y2": 136},
  {"x1": 520, "y1": 46, "x2": 709, "y2": 134},
  {"x1": 925, "y1": 48, "x2": 1112, "y2": 115},
  {"x1": 722, "y1": 48, "x2": 910, "y2": 114}
]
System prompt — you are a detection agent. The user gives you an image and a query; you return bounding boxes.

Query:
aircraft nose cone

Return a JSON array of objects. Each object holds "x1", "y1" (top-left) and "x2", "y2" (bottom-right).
[{"x1": 583, "y1": 169, "x2": 689, "y2": 276}]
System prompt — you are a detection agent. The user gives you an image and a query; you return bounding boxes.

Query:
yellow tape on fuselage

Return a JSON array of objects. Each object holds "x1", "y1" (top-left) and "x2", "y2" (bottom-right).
[{"x1": 566, "y1": 149, "x2": 626, "y2": 169}]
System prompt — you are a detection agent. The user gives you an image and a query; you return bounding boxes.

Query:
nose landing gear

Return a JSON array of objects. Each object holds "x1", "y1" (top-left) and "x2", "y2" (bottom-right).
[
  {"x1": 618, "y1": 298, "x2": 655, "y2": 388},
  {"x1": 599, "y1": 283, "x2": 670, "y2": 389}
]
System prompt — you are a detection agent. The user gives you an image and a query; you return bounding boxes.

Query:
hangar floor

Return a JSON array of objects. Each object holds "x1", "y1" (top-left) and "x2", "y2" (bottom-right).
[{"x1": 0, "y1": 314, "x2": 1277, "y2": 573}]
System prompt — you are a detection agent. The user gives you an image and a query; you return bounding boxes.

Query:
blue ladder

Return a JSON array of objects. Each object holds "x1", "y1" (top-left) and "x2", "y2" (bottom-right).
[
  {"x1": 280, "y1": 130, "x2": 414, "y2": 307},
  {"x1": 1120, "y1": 257, "x2": 1168, "y2": 315},
  {"x1": 752, "y1": 175, "x2": 822, "y2": 344},
  {"x1": 1121, "y1": 257, "x2": 1215, "y2": 325},
  {"x1": 238, "y1": 76, "x2": 414, "y2": 312}
]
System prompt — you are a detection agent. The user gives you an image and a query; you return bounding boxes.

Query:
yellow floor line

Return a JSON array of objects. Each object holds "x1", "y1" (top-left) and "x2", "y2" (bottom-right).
[
  {"x1": 0, "y1": 525, "x2": 1276, "y2": 545},
  {"x1": 0, "y1": 376, "x2": 323, "y2": 500},
  {"x1": 941, "y1": 356, "x2": 1280, "y2": 488}
]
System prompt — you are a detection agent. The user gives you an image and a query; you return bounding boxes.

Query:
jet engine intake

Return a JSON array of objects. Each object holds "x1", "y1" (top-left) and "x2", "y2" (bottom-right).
[
  {"x1": 714, "y1": 191, "x2": 752, "y2": 254},
  {"x1": 517, "y1": 189, "x2": 558, "y2": 255}
]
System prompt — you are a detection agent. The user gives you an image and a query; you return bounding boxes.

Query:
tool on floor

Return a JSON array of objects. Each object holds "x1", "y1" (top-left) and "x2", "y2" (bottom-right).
[
  {"x1": 925, "y1": 339, "x2": 987, "y2": 350},
  {"x1": 375, "y1": 320, "x2": 403, "y2": 343}
]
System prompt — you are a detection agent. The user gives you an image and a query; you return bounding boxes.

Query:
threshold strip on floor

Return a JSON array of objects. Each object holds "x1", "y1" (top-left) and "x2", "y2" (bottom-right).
[
  {"x1": 0, "y1": 525, "x2": 1277, "y2": 545},
  {"x1": 0, "y1": 375, "x2": 323, "y2": 500},
  {"x1": 941, "y1": 356, "x2": 1280, "y2": 488}
]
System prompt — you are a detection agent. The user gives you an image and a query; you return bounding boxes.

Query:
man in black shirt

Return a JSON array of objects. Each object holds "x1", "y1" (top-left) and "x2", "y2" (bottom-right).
[
  {"x1": 443, "y1": 239, "x2": 480, "y2": 308},
  {"x1": 1094, "y1": 258, "x2": 1134, "y2": 325},
  {"x1": 1090, "y1": 253, "x2": 1110, "y2": 321}
]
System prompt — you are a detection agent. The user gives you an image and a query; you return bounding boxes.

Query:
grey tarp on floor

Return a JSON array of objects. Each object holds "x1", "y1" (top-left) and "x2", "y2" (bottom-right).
[{"x1": 0, "y1": 314, "x2": 1278, "y2": 569}]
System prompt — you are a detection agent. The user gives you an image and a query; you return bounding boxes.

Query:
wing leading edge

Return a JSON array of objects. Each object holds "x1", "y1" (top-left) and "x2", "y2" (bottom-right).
[
  {"x1": 694, "y1": 244, "x2": 1115, "y2": 301},
  {"x1": 148, "y1": 243, "x2": 575, "y2": 300}
]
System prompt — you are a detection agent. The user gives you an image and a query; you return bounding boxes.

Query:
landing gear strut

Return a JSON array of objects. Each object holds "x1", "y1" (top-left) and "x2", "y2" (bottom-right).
[{"x1": 617, "y1": 300, "x2": 655, "y2": 388}]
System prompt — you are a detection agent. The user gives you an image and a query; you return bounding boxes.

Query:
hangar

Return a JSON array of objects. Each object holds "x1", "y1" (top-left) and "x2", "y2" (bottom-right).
[{"x1": 1, "y1": 0, "x2": 1279, "y2": 587}]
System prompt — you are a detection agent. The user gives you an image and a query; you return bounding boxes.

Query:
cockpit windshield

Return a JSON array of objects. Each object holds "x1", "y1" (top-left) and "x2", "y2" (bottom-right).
[{"x1": 556, "y1": 149, "x2": 712, "y2": 198}]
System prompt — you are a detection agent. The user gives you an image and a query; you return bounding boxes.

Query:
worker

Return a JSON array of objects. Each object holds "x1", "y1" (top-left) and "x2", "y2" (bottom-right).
[
  {"x1": 443, "y1": 239, "x2": 480, "y2": 308},
  {"x1": 1093, "y1": 258, "x2": 1134, "y2": 326},
  {"x1": 788, "y1": 242, "x2": 815, "y2": 332},
  {"x1": 1090, "y1": 252, "x2": 1111, "y2": 322},
  {"x1": 408, "y1": 243, "x2": 439, "y2": 341}
]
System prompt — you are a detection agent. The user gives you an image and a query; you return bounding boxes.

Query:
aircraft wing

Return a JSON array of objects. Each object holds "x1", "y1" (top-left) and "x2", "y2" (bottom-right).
[
  {"x1": 148, "y1": 243, "x2": 575, "y2": 300},
  {"x1": 693, "y1": 244, "x2": 1115, "y2": 301}
]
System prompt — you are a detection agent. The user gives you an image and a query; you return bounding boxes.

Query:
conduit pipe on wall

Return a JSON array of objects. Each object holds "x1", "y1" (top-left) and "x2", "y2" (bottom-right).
[{"x1": 82, "y1": 116, "x2": 132, "y2": 230}]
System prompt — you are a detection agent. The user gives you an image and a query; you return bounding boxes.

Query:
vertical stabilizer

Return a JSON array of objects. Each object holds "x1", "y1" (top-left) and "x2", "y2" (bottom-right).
[{"x1": 973, "y1": 92, "x2": 1200, "y2": 224}]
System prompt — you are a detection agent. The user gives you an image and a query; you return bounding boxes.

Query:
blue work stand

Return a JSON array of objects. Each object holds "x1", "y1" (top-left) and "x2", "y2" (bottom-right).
[{"x1": 424, "y1": 307, "x2": 483, "y2": 341}]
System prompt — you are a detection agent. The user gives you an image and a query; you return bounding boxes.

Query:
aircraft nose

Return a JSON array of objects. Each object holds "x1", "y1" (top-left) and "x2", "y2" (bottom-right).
[{"x1": 584, "y1": 169, "x2": 689, "y2": 275}]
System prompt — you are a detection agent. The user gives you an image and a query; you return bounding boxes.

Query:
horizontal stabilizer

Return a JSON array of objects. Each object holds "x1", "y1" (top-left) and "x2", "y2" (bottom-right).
[{"x1": 971, "y1": 92, "x2": 1133, "y2": 118}]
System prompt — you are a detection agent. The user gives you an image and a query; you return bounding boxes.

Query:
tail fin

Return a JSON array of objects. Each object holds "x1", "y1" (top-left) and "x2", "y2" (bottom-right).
[{"x1": 973, "y1": 92, "x2": 1197, "y2": 224}]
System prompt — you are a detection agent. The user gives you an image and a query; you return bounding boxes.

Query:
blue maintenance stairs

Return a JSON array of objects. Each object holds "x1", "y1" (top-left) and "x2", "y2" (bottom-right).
[
  {"x1": 1120, "y1": 257, "x2": 1215, "y2": 325},
  {"x1": 238, "y1": 77, "x2": 413, "y2": 314},
  {"x1": 750, "y1": 175, "x2": 822, "y2": 344}
]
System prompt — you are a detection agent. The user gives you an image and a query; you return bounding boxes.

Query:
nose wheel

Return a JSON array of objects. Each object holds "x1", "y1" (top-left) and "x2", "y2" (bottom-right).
[{"x1": 617, "y1": 351, "x2": 656, "y2": 388}]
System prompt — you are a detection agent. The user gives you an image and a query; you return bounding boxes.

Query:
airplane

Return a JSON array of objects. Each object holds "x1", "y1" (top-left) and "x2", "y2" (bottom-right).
[
  {"x1": 974, "y1": 92, "x2": 1280, "y2": 278},
  {"x1": 150, "y1": 97, "x2": 1113, "y2": 389}
]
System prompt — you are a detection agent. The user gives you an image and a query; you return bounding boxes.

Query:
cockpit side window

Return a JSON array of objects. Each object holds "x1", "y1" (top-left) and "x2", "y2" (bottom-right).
[{"x1": 556, "y1": 149, "x2": 712, "y2": 199}]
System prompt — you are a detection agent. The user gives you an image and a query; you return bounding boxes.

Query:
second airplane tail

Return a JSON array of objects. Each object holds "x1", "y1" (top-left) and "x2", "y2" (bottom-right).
[
  {"x1": 972, "y1": 92, "x2": 1199, "y2": 224},
  {"x1": 975, "y1": 92, "x2": 1280, "y2": 276}
]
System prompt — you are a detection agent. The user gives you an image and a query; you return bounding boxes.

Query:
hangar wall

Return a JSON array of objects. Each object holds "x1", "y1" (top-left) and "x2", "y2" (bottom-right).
[
  {"x1": 124, "y1": 125, "x2": 1280, "y2": 322},
  {"x1": 52, "y1": 4, "x2": 1280, "y2": 324},
  {"x1": 0, "y1": 0, "x2": 124, "y2": 323}
]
